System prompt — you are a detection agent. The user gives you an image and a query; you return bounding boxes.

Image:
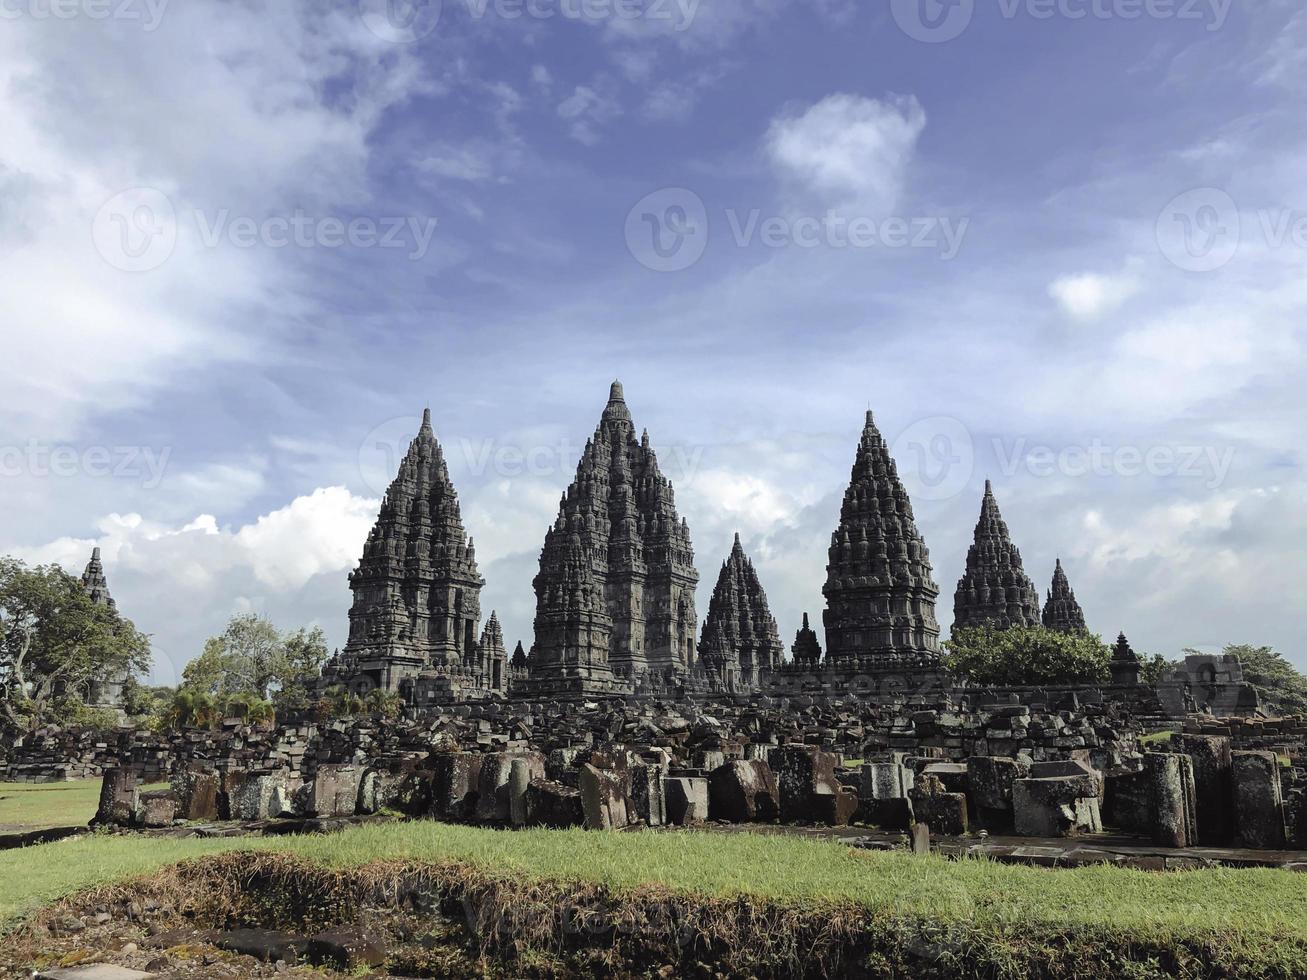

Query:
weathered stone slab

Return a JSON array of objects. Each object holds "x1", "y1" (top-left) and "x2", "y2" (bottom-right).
[
  {"x1": 579, "y1": 763, "x2": 630, "y2": 830},
  {"x1": 1172, "y1": 734, "x2": 1233, "y2": 845},
  {"x1": 1232, "y1": 751, "x2": 1286, "y2": 849},
  {"x1": 910, "y1": 775, "x2": 967, "y2": 836},
  {"x1": 172, "y1": 769, "x2": 219, "y2": 821},
  {"x1": 308, "y1": 764, "x2": 361, "y2": 818},
  {"x1": 664, "y1": 776, "x2": 709, "y2": 826},
  {"x1": 94, "y1": 768, "x2": 138, "y2": 827},
  {"x1": 525, "y1": 779, "x2": 584, "y2": 828},
  {"x1": 1146, "y1": 752, "x2": 1198, "y2": 848},
  {"x1": 708, "y1": 760, "x2": 780, "y2": 823}
]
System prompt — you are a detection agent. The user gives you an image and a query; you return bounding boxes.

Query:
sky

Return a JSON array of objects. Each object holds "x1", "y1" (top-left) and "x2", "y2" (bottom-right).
[{"x1": 1, "y1": 0, "x2": 1304, "y2": 683}]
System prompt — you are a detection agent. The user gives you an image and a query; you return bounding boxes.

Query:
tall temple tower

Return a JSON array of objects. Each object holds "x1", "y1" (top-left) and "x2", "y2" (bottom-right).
[
  {"x1": 1042, "y1": 559, "x2": 1088, "y2": 634},
  {"x1": 80, "y1": 547, "x2": 128, "y2": 709},
  {"x1": 822, "y1": 412, "x2": 942, "y2": 663},
  {"x1": 953, "y1": 481, "x2": 1041, "y2": 630},
  {"x1": 529, "y1": 382, "x2": 699, "y2": 691},
  {"x1": 698, "y1": 534, "x2": 784, "y2": 689},
  {"x1": 338, "y1": 409, "x2": 485, "y2": 693},
  {"x1": 80, "y1": 547, "x2": 117, "y2": 611}
]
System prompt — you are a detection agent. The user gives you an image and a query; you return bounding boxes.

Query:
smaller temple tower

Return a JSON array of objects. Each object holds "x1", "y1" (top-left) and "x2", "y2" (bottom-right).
[
  {"x1": 791, "y1": 613, "x2": 823, "y2": 667},
  {"x1": 953, "y1": 481, "x2": 1042, "y2": 631},
  {"x1": 474, "y1": 611, "x2": 508, "y2": 693},
  {"x1": 1109, "y1": 632, "x2": 1143, "y2": 686},
  {"x1": 698, "y1": 534, "x2": 785, "y2": 689},
  {"x1": 1042, "y1": 559, "x2": 1088, "y2": 634}
]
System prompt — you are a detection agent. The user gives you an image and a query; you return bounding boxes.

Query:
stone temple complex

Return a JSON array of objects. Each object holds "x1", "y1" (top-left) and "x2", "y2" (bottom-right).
[
  {"x1": 821, "y1": 411, "x2": 942, "y2": 666},
  {"x1": 521, "y1": 382, "x2": 700, "y2": 695},
  {"x1": 697, "y1": 534, "x2": 784, "y2": 690},
  {"x1": 314, "y1": 383, "x2": 1250, "y2": 716},
  {"x1": 953, "y1": 481, "x2": 1042, "y2": 631}
]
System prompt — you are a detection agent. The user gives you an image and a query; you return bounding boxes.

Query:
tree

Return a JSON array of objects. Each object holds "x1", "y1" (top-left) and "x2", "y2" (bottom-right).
[
  {"x1": 1189, "y1": 644, "x2": 1307, "y2": 716},
  {"x1": 0, "y1": 558, "x2": 151, "y2": 731},
  {"x1": 364, "y1": 688, "x2": 403, "y2": 720},
  {"x1": 945, "y1": 625, "x2": 1113, "y2": 687},
  {"x1": 182, "y1": 616, "x2": 327, "y2": 702}
]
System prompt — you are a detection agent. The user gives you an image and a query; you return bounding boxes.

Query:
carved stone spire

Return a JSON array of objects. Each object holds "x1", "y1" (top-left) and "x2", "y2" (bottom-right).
[
  {"x1": 953, "y1": 481, "x2": 1041, "y2": 631},
  {"x1": 791, "y1": 612, "x2": 823, "y2": 666},
  {"x1": 530, "y1": 382, "x2": 699, "y2": 690},
  {"x1": 476, "y1": 611, "x2": 507, "y2": 692},
  {"x1": 340, "y1": 409, "x2": 485, "y2": 693},
  {"x1": 510, "y1": 640, "x2": 528, "y2": 670},
  {"x1": 80, "y1": 546, "x2": 116, "y2": 612},
  {"x1": 698, "y1": 534, "x2": 784, "y2": 689},
  {"x1": 1109, "y1": 631, "x2": 1142, "y2": 686},
  {"x1": 1042, "y1": 558, "x2": 1088, "y2": 634},
  {"x1": 822, "y1": 411, "x2": 941, "y2": 662}
]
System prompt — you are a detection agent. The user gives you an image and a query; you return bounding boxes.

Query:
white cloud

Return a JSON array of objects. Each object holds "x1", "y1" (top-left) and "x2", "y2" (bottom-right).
[
  {"x1": 765, "y1": 93, "x2": 926, "y2": 213},
  {"x1": 557, "y1": 82, "x2": 623, "y2": 145},
  {"x1": 1048, "y1": 271, "x2": 1141, "y2": 320}
]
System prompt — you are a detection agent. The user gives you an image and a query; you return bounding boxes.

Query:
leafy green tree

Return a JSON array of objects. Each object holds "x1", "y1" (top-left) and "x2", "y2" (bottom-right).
[
  {"x1": 945, "y1": 625, "x2": 1113, "y2": 686},
  {"x1": 0, "y1": 558, "x2": 151, "y2": 731},
  {"x1": 182, "y1": 616, "x2": 327, "y2": 702},
  {"x1": 1187, "y1": 644, "x2": 1307, "y2": 716}
]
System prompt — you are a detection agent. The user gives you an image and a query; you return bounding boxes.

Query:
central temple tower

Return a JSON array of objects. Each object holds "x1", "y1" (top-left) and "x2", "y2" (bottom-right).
[
  {"x1": 529, "y1": 382, "x2": 699, "y2": 690},
  {"x1": 822, "y1": 411, "x2": 942, "y2": 663}
]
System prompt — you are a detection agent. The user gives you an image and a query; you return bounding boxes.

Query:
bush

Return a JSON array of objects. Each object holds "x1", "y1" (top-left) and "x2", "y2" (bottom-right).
[{"x1": 946, "y1": 625, "x2": 1112, "y2": 686}]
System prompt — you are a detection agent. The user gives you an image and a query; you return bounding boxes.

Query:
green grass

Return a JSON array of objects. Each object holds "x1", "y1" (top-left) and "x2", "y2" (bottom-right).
[
  {"x1": 5, "y1": 821, "x2": 1307, "y2": 939},
  {"x1": 0, "y1": 780, "x2": 167, "y2": 832}
]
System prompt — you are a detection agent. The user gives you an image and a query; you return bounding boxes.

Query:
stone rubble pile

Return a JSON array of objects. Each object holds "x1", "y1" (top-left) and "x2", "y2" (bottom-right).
[{"x1": 48, "y1": 696, "x2": 1302, "y2": 852}]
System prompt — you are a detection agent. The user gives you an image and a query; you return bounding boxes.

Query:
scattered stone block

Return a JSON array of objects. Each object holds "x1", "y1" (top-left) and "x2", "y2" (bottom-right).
[
  {"x1": 95, "y1": 768, "x2": 138, "y2": 827},
  {"x1": 910, "y1": 775, "x2": 968, "y2": 836},
  {"x1": 1232, "y1": 751, "x2": 1286, "y2": 849},
  {"x1": 708, "y1": 760, "x2": 780, "y2": 823},
  {"x1": 664, "y1": 776, "x2": 709, "y2": 825},
  {"x1": 37, "y1": 968, "x2": 155, "y2": 980},
  {"x1": 171, "y1": 769, "x2": 218, "y2": 821},
  {"x1": 525, "y1": 779, "x2": 584, "y2": 828},
  {"x1": 630, "y1": 762, "x2": 667, "y2": 827},
  {"x1": 139, "y1": 792, "x2": 177, "y2": 828},
  {"x1": 967, "y1": 756, "x2": 1029, "y2": 829},
  {"x1": 770, "y1": 746, "x2": 855, "y2": 825},
  {"x1": 1011, "y1": 760, "x2": 1103, "y2": 838},
  {"x1": 1146, "y1": 753, "x2": 1198, "y2": 848},
  {"x1": 579, "y1": 763, "x2": 630, "y2": 830},
  {"x1": 1172, "y1": 734, "x2": 1233, "y2": 845},
  {"x1": 431, "y1": 752, "x2": 484, "y2": 821},
  {"x1": 308, "y1": 764, "x2": 361, "y2": 817}
]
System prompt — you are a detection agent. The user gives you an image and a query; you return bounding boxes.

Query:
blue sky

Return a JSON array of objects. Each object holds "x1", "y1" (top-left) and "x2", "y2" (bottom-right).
[{"x1": 1, "y1": 0, "x2": 1303, "y2": 681}]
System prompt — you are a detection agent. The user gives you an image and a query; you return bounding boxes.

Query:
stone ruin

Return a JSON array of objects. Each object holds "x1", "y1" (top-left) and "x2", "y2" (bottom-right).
[
  {"x1": 51, "y1": 696, "x2": 1307, "y2": 863},
  {"x1": 309, "y1": 383, "x2": 1257, "y2": 718}
]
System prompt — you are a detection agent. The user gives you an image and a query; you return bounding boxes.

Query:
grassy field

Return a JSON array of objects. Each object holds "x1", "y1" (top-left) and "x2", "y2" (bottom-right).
[
  {"x1": 5, "y1": 820, "x2": 1307, "y2": 939},
  {"x1": 0, "y1": 779, "x2": 167, "y2": 832}
]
